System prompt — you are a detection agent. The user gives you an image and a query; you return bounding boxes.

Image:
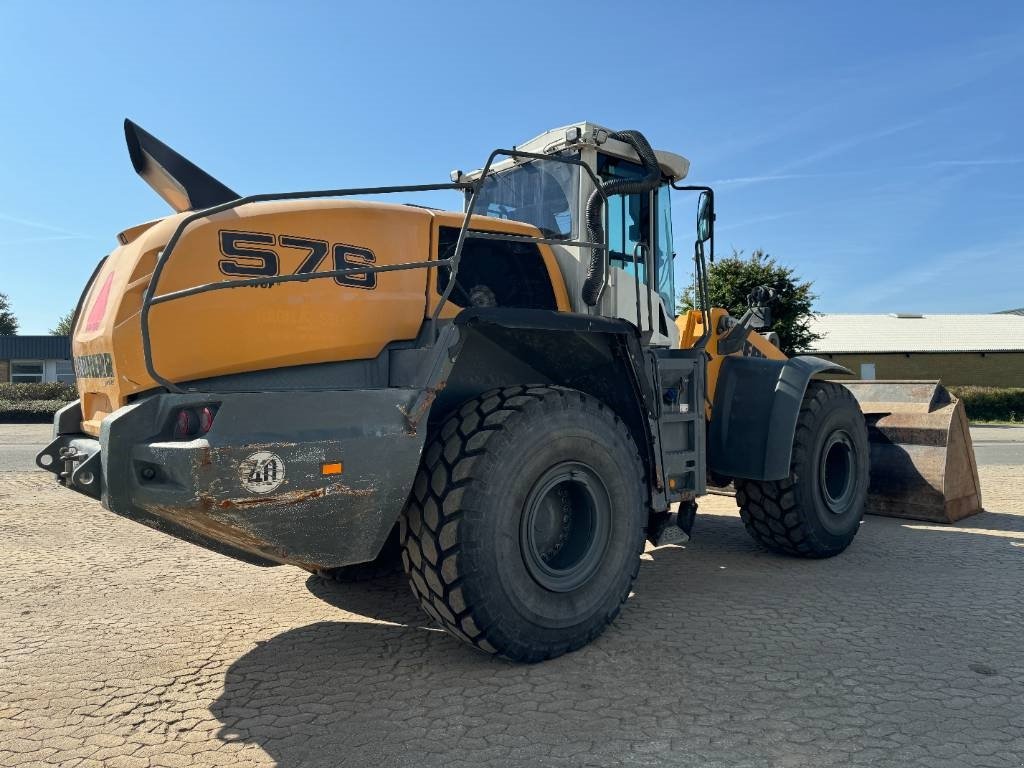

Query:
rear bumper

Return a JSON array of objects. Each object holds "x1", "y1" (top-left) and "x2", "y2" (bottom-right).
[{"x1": 37, "y1": 390, "x2": 427, "y2": 569}]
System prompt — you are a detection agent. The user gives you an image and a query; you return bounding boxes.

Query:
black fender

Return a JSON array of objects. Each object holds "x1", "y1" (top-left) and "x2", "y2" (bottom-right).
[
  {"x1": 424, "y1": 307, "x2": 662, "y2": 505},
  {"x1": 708, "y1": 355, "x2": 852, "y2": 481}
]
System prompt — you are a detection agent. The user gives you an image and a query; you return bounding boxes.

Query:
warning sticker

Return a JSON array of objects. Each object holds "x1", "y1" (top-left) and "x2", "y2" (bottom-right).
[{"x1": 239, "y1": 451, "x2": 286, "y2": 494}]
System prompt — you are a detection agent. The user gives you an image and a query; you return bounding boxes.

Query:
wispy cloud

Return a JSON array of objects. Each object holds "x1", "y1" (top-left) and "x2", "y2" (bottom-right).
[
  {"x1": 927, "y1": 158, "x2": 1024, "y2": 168},
  {"x1": 0, "y1": 234, "x2": 91, "y2": 247},
  {"x1": 715, "y1": 210, "x2": 802, "y2": 234},
  {"x1": 711, "y1": 120, "x2": 928, "y2": 191},
  {"x1": 845, "y1": 231, "x2": 1024, "y2": 310},
  {"x1": 711, "y1": 156, "x2": 1023, "y2": 189},
  {"x1": 712, "y1": 170, "x2": 869, "y2": 186},
  {"x1": 0, "y1": 212, "x2": 92, "y2": 239},
  {"x1": 697, "y1": 30, "x2": 1022, "y2": 179},
  {"x1": 777, "y1": 119, "x2": 928, "y2": 175}
]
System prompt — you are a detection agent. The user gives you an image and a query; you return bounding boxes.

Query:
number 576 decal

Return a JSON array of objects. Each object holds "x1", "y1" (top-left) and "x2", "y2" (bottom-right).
[{"x1": 218, "y1": 230, "x2": 377, "y2": 290}]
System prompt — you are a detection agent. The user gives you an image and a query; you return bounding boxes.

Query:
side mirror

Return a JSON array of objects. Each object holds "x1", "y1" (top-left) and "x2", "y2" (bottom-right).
[{"x1": 697, "y1": 191, "x2": 713, "y2": 243}]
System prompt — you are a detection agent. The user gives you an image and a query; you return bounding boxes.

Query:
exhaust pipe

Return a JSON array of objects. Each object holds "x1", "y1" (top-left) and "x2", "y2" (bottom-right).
[{"x1": 124, "y1": 119, "x2": 239, "y2": 212}]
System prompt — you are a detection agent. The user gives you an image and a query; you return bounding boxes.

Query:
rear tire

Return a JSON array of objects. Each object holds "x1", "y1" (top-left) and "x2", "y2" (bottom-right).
[
  {"x1": 736, "y1": 381, "x2": 869, "y2": 558},
  {"x1": 399, "y1": 385, "x2": 646, "y2": 662}
]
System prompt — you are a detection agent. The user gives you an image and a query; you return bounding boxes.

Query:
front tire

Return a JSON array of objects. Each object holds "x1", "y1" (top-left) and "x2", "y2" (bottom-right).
[
  {"x1": 736, "y1": 381, "x2": 869, "y2": 558},
  {"x1": 400, "y1": 386, "x2": 646, "y2": 662}
]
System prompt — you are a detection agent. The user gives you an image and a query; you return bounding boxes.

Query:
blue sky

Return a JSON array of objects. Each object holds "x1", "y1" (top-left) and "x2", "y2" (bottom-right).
[{"x1": 1, "y1": 1, "x2": 1023, "y2": 333}]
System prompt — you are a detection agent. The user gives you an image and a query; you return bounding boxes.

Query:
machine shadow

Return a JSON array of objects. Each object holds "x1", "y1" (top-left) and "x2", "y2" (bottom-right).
[
  {"x1": 211, "y1": 533, "x2": 749, "y2": 768},
  {"x1": 305, "y1": 572, "x2": 424, "y2": 626},
  {"x1": 212, "y1": 510, "x2": 1024, "y2": 767}
]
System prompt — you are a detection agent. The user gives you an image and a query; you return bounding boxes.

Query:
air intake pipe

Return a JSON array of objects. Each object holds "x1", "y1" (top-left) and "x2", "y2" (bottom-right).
[{"x1": 582, "y1": 130, "x2": 662, "y2": 306}]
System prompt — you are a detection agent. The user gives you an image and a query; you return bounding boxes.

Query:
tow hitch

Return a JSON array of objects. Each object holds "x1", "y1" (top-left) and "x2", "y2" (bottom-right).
[{"x1": 38, "y1": 435, "x2": 103, "y2": 500}]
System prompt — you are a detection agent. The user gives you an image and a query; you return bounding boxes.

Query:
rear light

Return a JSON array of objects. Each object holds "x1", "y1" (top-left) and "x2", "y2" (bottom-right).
[
  {"x1": 173, "y1": 409, "x2": 197, "y2": 439},
  {"x1": 198, "y1": 406, "x2": 216, "y2": 433},
  {"x1": 171, "y1": 405, "x2": 218, "y2": 439}
]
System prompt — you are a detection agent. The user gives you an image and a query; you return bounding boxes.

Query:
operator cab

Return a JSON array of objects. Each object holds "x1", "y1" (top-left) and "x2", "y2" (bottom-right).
[{"x1": 461, "y1": 122, "x2": 689, "y2": 346}]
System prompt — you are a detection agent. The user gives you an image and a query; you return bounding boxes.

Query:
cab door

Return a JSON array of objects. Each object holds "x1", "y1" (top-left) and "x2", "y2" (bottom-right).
[{"x1": 598, "y1": 154, "x2": 677, "y2": 345}]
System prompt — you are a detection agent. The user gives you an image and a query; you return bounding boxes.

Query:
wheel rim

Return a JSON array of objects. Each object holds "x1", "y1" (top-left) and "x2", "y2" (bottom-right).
[
  {"x1": 819, "y1": 429, "x2": 857, "y2": 514},
  {"x1": 520, "y1": 461, "x2": 611, "y2": 592}
]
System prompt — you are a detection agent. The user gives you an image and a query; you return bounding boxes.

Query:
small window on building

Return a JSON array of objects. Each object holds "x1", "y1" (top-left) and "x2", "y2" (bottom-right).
[
  {"x1": 11, "y1": 361, "x2": 44, "y2": 384},
  {"x1": 56, "y1": 360, "x2": 76, "y2": 384},
  {"x1": 859, "y1": 363, "x2": 876, "y2": 380}
]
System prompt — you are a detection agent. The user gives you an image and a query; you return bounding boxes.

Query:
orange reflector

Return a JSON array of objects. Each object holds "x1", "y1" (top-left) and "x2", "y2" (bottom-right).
[{"x1": 322, "y1": 462, "x2": 343, "y2": 476}]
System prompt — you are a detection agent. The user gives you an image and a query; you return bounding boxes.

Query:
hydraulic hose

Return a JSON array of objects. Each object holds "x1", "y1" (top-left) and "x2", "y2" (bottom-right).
[{"x1": 582, "y1": 130, "x2": 662, "y2": 306}]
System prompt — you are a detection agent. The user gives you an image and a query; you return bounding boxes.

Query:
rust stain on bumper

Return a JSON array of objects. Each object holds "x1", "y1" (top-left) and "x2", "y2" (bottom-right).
[
  {"x1": 147, "y1": 502, "x2": 308, "y2": 567},
  {"x1": 202, "y1": 480, "x2": 375, "y2": 510}
]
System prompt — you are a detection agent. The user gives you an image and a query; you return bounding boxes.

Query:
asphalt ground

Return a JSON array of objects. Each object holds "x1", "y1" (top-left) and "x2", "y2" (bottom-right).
[
  {"x1": 2, "y1": 422, "x2": 1023, "y2": 767},
  {"x1": 970, "y1": 425, "x2": 1024, "y2": 466}
]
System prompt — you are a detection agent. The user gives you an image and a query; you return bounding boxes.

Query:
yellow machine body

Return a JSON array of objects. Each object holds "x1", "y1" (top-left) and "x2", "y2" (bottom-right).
[
  {"x1": 72, "y1": 202, "x2": 569, "y2": 436},
  {"x1": 676, "y1": 307, "x2": 786, "y2": 415}
]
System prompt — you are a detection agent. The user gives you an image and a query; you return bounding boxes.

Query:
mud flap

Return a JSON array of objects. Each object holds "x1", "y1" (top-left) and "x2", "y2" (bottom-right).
[{"x1": 841, "y1": 381, "x2": 983, "y2": 523}]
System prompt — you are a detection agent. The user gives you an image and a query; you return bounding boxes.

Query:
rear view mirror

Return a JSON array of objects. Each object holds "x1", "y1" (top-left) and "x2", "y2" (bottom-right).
[{"x1": 697, "y1": 191, "x2": 713, "y2": 243}]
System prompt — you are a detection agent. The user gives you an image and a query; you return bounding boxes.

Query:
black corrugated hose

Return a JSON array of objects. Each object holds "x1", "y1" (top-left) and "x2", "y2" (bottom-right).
[{"x1": 582, "y1": 130, "x2": 662, "y2": 306}]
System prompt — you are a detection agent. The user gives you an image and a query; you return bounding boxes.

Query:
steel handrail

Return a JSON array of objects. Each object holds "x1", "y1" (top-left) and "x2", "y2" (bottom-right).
[{"x1": 139, "y1": 149, "x2": 608, "y2": 393}]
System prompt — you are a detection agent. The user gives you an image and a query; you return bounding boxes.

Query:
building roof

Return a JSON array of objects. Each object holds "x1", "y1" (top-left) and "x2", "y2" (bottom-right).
[
  {"x1": 807, "y1": 314, "x2": 1024, "y2": 354},
  {"x1": 0, "y1": 335, "x2": 72, "y2": 360}
]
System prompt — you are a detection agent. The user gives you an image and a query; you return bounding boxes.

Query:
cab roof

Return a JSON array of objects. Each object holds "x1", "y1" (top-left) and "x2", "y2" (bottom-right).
[{"x1": 463, "y1": 121, "x2": 689, "y2": 183}]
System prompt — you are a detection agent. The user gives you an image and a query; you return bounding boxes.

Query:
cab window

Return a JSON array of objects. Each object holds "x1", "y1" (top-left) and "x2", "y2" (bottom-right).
[
  {"x1": 654, "y1": 185, "x2": 675, "y2": 315},
  {"x1": 599, "y1": 154, "x2": 648, "y2": 281},
  {"x1": 471, "y1": 154, "x2": 580, "y2": 239},
  {"x1": 597, "y1": 154, "x2": 675, "y2": 315}
]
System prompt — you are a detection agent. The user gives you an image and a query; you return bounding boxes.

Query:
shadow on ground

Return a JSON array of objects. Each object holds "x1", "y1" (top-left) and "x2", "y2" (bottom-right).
[
  {"x1": 305, "y1": 572, "x2": 422, "y2": 626},
  {"x1": 211, "y1": 513, "x2": 1024, "y2": 768}
]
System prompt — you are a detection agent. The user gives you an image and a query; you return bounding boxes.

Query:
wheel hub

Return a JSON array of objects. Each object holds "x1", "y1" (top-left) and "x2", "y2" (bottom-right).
[
  {"x1": 819, "y1": 429, "x2": 857, "y2": 514},
  {"x1": 520, "y1": 462, "x2": 611, "y2": 592},
  {"x1": 533, "y1": 484, "x2": 574, "y2": 561}
]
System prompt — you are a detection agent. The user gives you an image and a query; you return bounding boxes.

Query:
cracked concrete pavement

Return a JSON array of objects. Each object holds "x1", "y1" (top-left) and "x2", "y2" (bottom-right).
[{"x1": 2, "y1": 423, "x2": 1023, "y2": 767}]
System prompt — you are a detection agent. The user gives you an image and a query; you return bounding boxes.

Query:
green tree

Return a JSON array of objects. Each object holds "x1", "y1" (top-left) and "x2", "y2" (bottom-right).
[
  {"x1": 50, "y1": 309, "x2": 75, "y2": 336},
  {"x1": 0, "y1": 292, "x2": 18, "y2": 335},
  {"x1": 678, "y1": 249, "x2": 821, "y2": 355}
]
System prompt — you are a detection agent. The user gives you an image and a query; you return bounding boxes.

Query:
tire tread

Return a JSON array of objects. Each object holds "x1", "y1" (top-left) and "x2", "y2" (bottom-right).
[
  {"x1": 735, "y1": 381, "x2": 867, "y2": 558},
  {"x1": 399, "y1": 385, "x2": 645, "y2": 661}
]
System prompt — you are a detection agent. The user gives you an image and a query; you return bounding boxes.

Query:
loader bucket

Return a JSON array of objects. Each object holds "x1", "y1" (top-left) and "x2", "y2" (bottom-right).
[{"x1": 839, "y1": 381, "x2": 983, "y2": 524}]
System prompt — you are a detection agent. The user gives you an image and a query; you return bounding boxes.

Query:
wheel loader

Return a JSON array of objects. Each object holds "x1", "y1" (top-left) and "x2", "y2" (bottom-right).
[{"x1": 37, "y1": 120, "x2": 982, "y2": 662}]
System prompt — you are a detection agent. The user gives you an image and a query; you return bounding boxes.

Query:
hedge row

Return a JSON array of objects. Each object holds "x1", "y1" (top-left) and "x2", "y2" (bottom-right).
[
  {"x1": 949, "y1": 387, "x2": 1024, "y2": 423},
  {"x1": 0, "y1": 382, "x2": 77, "y2": 402},
  {"x1": 0, "y1": 399, "x2": 68, "y2": 423},
  {"x1": 0, "y1": 382, "x2": 1021, "y2": 423}
]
